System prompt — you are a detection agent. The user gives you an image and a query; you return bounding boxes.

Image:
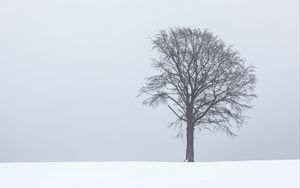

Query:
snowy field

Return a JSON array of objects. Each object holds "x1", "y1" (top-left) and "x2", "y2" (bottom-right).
[{"x1": 0, "y1": 160, "x2": 298, "y2": 188}]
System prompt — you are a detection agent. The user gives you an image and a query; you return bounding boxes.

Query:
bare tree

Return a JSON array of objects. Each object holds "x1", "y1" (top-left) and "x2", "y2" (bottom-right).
[{"x1": 139, "y1": 28, "x2": 257, "y2": 162}]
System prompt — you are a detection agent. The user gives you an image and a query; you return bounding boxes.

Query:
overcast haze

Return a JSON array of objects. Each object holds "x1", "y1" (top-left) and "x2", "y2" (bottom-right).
[{"x1": 0, "y1": 0, "x2": 299, "y2": 162}]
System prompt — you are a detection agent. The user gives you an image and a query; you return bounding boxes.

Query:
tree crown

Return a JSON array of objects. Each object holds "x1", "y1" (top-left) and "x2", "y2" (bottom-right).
[{"x1": 139, "y1": 27, "x2": 257, "y2": 136}]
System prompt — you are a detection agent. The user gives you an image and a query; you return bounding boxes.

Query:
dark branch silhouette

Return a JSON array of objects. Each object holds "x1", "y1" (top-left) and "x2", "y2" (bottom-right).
[{"x1": 139, "y1": 27, "x2": 257, "y2": 162}]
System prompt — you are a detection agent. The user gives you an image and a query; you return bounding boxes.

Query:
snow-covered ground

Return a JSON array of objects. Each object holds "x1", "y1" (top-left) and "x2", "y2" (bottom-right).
[{"x1": 0, "y1": 160, "x2": 298, "y2": 188}]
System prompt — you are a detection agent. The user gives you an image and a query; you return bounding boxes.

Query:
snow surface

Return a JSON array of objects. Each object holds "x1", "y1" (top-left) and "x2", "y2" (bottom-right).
[{"x1": 0, "y1": 160, "x2": 298, "y2": 188}]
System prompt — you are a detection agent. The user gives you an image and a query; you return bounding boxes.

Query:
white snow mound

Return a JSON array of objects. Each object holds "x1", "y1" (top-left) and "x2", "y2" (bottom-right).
[{"x1": 0, "y1": 160, "x2": 299, "y2": 188}]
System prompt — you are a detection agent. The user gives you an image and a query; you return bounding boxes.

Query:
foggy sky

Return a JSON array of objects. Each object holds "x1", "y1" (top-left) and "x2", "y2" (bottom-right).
[{"x1": 0, "y1": 0, "x2": 299, "y2": 162}]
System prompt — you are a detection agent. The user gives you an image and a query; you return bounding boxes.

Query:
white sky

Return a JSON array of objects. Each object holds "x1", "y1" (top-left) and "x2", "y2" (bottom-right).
[{"x1": 0, "y1": 0, "x2": 299, "y2": 162}]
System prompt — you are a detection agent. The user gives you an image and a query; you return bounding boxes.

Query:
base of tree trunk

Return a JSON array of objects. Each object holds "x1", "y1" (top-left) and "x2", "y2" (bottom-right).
[
  {"x1": 186, "y1": 159, "x2": 195, "y2": 162},
  {"x1": 185, "y1": 124, "x2": 195, "y2": 162}
]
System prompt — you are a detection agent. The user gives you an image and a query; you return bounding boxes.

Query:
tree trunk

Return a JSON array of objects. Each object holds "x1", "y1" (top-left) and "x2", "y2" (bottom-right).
[{"x1": 185, "y1": 125, "x2": 195, "y2": 162}]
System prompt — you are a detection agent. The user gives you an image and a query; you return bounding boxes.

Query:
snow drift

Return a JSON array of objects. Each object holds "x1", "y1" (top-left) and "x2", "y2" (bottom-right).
[{"x1": 0, "y1": 160, "x2": 298, "y2": 188}]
